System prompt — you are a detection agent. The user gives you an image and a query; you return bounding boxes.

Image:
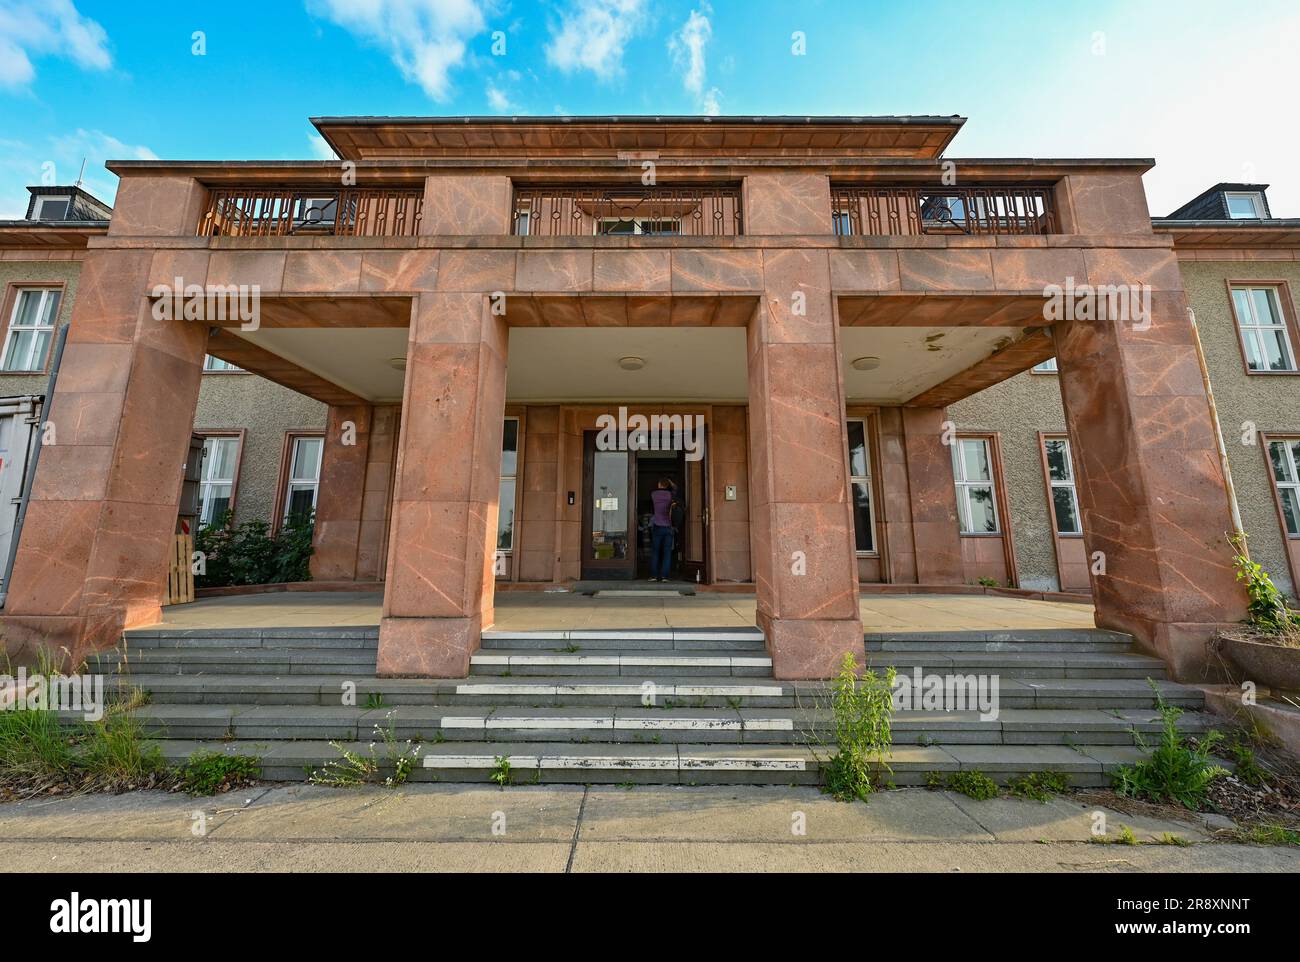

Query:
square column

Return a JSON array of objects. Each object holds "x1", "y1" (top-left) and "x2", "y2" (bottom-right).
[
  {"x1": 2, "y1": 247, "x2": 208, "y2": 666},
  {"x1": 310, "y1": 403, "x2": 373, "y2": 581},
  {"x1": 900, "y1": 407, "x2": 964, "y2": 584},
  {"x1": 1056, "y1": 288, "x2": 1247, "y2": 679},
  {"x1": 377, "y1": 293, "x2": 507, "y2": 676},
  {"x1": 747, "y1": 250, "x2": 863, "y2": 678}
]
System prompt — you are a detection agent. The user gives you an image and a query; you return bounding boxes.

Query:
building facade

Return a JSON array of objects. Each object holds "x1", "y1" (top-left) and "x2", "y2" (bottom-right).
[{"x1": 0, "y1": 115, "x2": 1274, "y2": 684}]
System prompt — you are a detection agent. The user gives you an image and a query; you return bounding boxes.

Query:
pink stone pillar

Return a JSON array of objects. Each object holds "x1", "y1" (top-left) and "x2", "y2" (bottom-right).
[
  {"x1": 377, "y1": 293, "x2": 507, "y2": 676},
  {"x1": 1056, "y1": 287, "x2": 1247, "y2": 679},
  {"x1": 309, "y1": 404, "x2": 373, "y2": 581},
  {"x1": 901, "y1": 407, "x2": 964, "y2": 584},
  {"x1": 747, "y1": 249, "x2": 863, "y2": 679}
]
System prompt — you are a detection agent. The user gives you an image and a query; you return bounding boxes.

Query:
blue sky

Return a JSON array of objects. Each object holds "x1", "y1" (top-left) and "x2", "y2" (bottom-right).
[{"x1": 1, "y1": 0, "x2": 1296, "y2": 218}]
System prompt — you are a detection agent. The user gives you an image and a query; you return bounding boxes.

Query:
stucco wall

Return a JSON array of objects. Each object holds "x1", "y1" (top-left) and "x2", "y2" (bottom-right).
[
  {"x1": 948, "y1": 370, "x2": 1068, "y2": 591},
  {"x1": 1180, "y1": 260, "x2": 1300, "y2": 597},
  {"x1": 194, "y1": 373, "x2": 326, "y2": 525}
]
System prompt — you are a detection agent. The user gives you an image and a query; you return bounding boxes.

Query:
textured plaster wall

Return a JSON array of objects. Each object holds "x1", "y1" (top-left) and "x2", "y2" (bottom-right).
[
  {"x1": 1181, "y1": 261, "x2": 1300, "y2": 597},
  {"x1": 194, "y1": 374, "x2": 326, "y2": 525},
  {"x1": 948, "y1": 371, "x2": 1067, "y2": 591},
  {"x1": 0, "y1": 260, "x2": 82, "y2": 398}
]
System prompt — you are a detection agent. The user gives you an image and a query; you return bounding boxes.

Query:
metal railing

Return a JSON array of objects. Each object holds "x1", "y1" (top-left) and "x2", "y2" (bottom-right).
[
  {"x1": 830, "y1": 185, "x2": 1058, "y2": 236},
  {"x1": 197, "y1": 187, "x2": 424, "y2": 238},
  {"x1": 512, "y1": 185, "x2": 743, "y2": 236}
]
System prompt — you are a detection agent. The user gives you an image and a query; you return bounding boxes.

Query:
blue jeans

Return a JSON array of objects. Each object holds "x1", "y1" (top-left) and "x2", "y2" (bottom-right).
[{"x1": 650, "y1": 524, "x2": 675, "y2": 579}]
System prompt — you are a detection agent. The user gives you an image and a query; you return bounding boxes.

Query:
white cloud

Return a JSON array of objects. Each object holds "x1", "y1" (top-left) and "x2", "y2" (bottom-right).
[
  {"x1": 307, "y1": 133, "x2": 336, "y2": 159},
  {"x1": 546, "y1": 0, "x2": 647, "y2": 80},
  {"x1": 0, "y1": 0, "x2": 111, "y2": 89},
  {"x1": 308, "y1": 0, "x2": 488, "y2": 101},
  {"x1": 668, "y1": 5, "x2": 720, "y2": 116},
  {"x1": 485, "y1": 82, "x2": 512, "y2": 112},
  {"x1": 0, "y1": 129, "x2": 155, "y2": 218}
]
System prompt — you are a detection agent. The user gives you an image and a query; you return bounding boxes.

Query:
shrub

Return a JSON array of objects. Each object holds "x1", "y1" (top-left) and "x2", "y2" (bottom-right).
[
  {"x1": 1112, "y1": 681, "x2": 1228, "y2": 810},
  {"x1": 817, "y1": 652, "x2": 895, "y2": 802},
  {"x1": 194, "y1": 510, "x2": 315, "y2": 588},
  {"x1": 1230, "y1": 534, "x2": 1300, "y2": 634}
]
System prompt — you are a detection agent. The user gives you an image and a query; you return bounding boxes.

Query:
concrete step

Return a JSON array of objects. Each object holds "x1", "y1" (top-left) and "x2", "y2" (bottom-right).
[
  {"x1": 90, "y1": 647, "x2": 378, "y2": 676},
  {"x1": 479, "y1": 629, "x2": 766, "y2": 652},
  {"x1": 865, "y1": 651, "x2": 1168, "y2": 679},
  {"x1": 110, "y1": 673, "x2": 1204, "y2": 711},
  {"x1": 864, "y1": 629, "x2": 1133, "y2": 653},
  {"x1": 468, "y1": 650, "x2": 774, "y2": 677},
  {"x1": 122, "y1": 628, "x2": 379, "y2": 649},
  {"x1": 152, "y1": 738, "x2": 1174, "y2": 787},
  {"x1": 103, "y1": 703, "x2": 1218, "y2": 747}
]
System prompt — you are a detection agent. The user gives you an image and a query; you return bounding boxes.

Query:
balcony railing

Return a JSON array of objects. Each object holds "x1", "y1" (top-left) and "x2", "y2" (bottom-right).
[
  {"x1": 512, "y1": 185, "x2": 743, "y2": 237},
  {"x1": 831, "y1": 185, "x2": 1058, "y2": 236},
  {"x1": 197, "y1": 187, "x2": 424, "y2": 238}
]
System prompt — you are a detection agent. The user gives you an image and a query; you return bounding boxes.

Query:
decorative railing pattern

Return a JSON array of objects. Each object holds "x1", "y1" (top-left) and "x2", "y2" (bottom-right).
[
  {"x1": 830, "y1": 185, "x2": 1058, "y2": 236},
  {"x1": 197, "y1": 187, "x2": 424, "y2": 238},
  {"x1": 512, "y1": 185, "x2": 743, "y2": 237}
]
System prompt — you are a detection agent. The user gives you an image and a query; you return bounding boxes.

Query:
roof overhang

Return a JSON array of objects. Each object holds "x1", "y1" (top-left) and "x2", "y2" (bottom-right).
[
  {"x1": 1153, "y1": 218, "x2": 1300, "y2": 249},
  {"x1": 0, "y1": 221, "x2": 108, "y2": 248}
]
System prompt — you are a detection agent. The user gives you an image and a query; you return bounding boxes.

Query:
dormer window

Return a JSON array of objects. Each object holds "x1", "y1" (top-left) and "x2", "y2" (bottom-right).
[
  {"x1": 32, "y1": 196, "x2": 71, "y2": 221},
  {"x1": 1225, "y1": 191, "x2": 1265, "y2": 219}
]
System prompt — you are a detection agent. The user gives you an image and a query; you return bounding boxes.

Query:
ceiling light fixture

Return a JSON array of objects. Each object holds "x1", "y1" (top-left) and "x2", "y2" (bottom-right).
[
  {"x1": 618, "y1": 356, "x2": 646, "y2": 371},
  {"x1": 851, "y1": 356, "x2": 881, "y2": 371},
  {"x1": 388, "y1": 356, "x2": 407, "y2": 371}
]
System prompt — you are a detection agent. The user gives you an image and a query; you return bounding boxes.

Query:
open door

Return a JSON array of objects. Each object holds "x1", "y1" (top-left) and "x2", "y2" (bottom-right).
[
  {"x1": 682, "y1": 426, "x2": 708, "y2": 584},
  {"x1": 581, "y1": 430, "x2": 636, "y2": 579}
]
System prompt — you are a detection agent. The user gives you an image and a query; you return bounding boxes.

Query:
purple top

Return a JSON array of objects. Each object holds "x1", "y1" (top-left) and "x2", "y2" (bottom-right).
[{"x1": 651, "y1": 489, "x2": 673, "y2": 526}]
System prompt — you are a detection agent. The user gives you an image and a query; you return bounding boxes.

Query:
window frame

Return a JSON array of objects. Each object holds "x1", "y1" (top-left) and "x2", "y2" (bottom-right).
[
  {"x1": 275, "y1": 431, "x2": 325, "y2": 530},
  {"x1": 0, "y1": 284, "x2": 64, "y2": 374},
  {"x1": 33, "y1": 195, "x2": 72, "y2": 221},
  {"x1": 1226, "y1": 281, "x2": 1299, "y2": 375},
  {"x1": 594, "y1": 216, "x2": 682, "y2": 236},
  {"x1": 1030, "y1": 357, "x2": 1058, "y2": 374},
  {"x1": 203, "y1": 354, "x2": 244, "y2": 373},
  {"x1": 194, "y1": 431, "x2": 244, "y2": 528},
  {"x1": 1262, "y1": 433, "x2": 1300, "y2": 540},
  {"x1": 845, "y1": 416, "x2": 878, "y2": 555},
  {"x1": 1224, "y1": 191, "x2": 1265, "y2": 219},
  {"x1": 497, "y1": 416, "x2": 520, "y2": 555},
  {"x1": 1039, "y1": 433, "x2": 1083, "y2": 538},
  {"x1": 951, "y1": 435, "x2": 1002, "y2": 536}
]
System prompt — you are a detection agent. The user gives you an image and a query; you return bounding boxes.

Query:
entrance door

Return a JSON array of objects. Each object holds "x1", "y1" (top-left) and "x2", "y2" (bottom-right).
[{"x1": 581, "y1": 432, "x2": 635, "y2": 579}]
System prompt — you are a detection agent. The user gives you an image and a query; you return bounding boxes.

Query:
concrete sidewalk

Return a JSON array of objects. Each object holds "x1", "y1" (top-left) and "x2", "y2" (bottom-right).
[{"x1": 1, "y1": 784, "x2": 1294, "y2": 873}]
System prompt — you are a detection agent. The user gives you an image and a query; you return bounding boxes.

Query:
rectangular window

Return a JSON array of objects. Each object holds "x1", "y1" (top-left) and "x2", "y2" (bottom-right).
[
  {"x1": 1031, "y1": 357, "x2": 1058, "y2": 373},
  {"x1": 33, "y1": 196, "x2": 71, "y2": 220},
  {"x1": 282, "y1": 434, "x2": 323, "y2": 524},
  {"x1": 846, "y1": 418, "x2": 875, "y2": 553},
  {"x1": 1268, "y1": 438, "x2": 1300, "y2": 537},
  {"x1": 1042, "y1": 436, "x2": 1082, "y2": 535},
  {"x1": 951, "y1": 437, "x2": 1000, "y2": 534},
  {"x1": 1, "y1": 288, "x2": 61, "y2": 372},
  {"x1": 497, "y1": 417, "x2": 519, "y2": 553},
  {"x1": 514, "y1": 209, "x2": 530, "y2": 236},
  {"x1": 203, "y1": 355, "x2": 242, "y2": 372},
  {"x1": 1225, "y1": 192, "x2": 1264, "y2": 219},
  {"x1": 832, "y1": 210, "x2": 853, "y2": 236},
  {"x1": 1230, "y1": 285, "x2": 1296, "y2": 372},
  {"x1": 595, "y1": 217, "x2": 681, "y2": 236},
  {"x1": 197, "y1": 436, "x2": 239, "y2": 527}
]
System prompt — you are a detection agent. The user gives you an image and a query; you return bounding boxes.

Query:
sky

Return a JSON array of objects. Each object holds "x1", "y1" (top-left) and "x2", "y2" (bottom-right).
[{"x1": 0, "y1": 0, "x2": 1295, "y2": 219}]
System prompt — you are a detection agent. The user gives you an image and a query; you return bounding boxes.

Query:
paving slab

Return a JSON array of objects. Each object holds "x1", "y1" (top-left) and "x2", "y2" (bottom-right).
[
  {"x1": 0, "y1": 788, "x2": 262, "y2": 840},
  {"x1": 944, "y1": 792, "x2": 1211, "y2": 843}
]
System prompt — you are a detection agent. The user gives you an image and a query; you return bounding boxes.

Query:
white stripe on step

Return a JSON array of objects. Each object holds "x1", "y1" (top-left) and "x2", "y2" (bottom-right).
[{"x1": 679, "y1": 756, "x2": 807, "y2": 771}]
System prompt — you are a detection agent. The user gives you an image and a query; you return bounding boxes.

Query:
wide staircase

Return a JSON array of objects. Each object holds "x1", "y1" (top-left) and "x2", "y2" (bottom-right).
[{"x1": 90, "y1": 625, "x2": 1217, "y2": 786}]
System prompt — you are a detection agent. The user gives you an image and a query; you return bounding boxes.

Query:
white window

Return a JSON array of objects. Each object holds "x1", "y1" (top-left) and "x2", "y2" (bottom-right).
[
  {"x1": 832, "y1": 210, "x2": 854, "y2": 236},
  {"x1": 1225, "y1": 192, "x2": 1265, "y2": 219},
  {"x1": 33, "y1": 196, "x2": 71, "y2": 220},
  {"x1": 282, "y1": 435, "x2": 323, "y2": 523},
  {"x1": 498, "y1": 418, "x2": 519, "y2": 552},
  {"x1": 951, "y1": 437, "x2": 1000, "y2": 534},
  {"x1": 203, "y1": 355, "x2": 242, "y2": 372},
  {"x1": 1, "y1": 288, "x2": 60, "y2": 372},
  {"x1": 846, "y1": 419, "x2": 876, "y2": 553},
  {"x1": 198, "y1": 436, "x2": 239, "y2": 527},
  {"x1": 1032, "y1": 357, "x2": 1058, "y2": 373},
  {"x1": 1268, "y1": 438, "x2": 1300, "y2": 537},
  {"x1": 1042, "y1": 436, "x2": 1082, "y2": 535},
  {"x1": 1231, "y1": 286, "x2": 1296, "y2": 372},
  {"x1": 595, "y1": 217, "x2": 680, "y2": 236},
  {"x1": 295, "y1": 195, "x2": 337, "y2": 229},
  {"x1": 514, "y1": 209, "x2": 531, "y2": 236}
]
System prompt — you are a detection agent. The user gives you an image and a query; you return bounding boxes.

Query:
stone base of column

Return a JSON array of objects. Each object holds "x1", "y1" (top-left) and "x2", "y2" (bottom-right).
[
  {"x1": 1097, "y1": 612, "x2": 1236, "y2": 683},
  {"x1": 377, "y1": 615, "x2": 482, "y2": 677},
  {"x1": 759, "y1": 613, "x2": 864, "y2": 680}
]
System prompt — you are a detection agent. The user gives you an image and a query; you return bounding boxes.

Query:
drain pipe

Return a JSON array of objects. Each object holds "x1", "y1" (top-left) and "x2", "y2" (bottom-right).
[
  {"x1": 1186, "y1": 305, "x2": 1247, "y2": 552},
  {"x1": 0, "y1": 323, "x2": 69, "y2": 606}
]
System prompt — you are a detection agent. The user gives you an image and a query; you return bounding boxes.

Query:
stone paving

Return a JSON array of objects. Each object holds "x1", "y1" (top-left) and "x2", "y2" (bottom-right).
[
  {"x1": 0, "y1": 784, "x2": 1293, "y2": 873},
  {"x1": 154, "y1": 591, "x2": 1096, "y2": 633}
]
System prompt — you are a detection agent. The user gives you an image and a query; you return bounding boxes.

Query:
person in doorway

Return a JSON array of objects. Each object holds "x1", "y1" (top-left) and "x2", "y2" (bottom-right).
[{"x1": 649, "y1": 477, "x2": 677, "y2": 582}]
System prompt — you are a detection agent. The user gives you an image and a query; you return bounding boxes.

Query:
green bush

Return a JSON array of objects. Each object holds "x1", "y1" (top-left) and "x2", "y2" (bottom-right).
[
  {"x1": 194, "y1": 510, "x2": 315, "y2": 588},
  {"x1": 947, "y1": 770, "x2": 998, "y2": 800},
  {"x1": 181, "y1": 752, "x2": 261, "y2": 796},
  {"x1": 1113, "y1": 681, "x2": 1228, "y2": 810},
  {"x1": 818, "y1": 652, "x2": 895, "y2": 802},
  {"x1": 1230, "y1": 533, "x2": 1300, "y2": 633},
  {"x1": 1006, "y1": 771, "x2": 1070, "y2": 802}
]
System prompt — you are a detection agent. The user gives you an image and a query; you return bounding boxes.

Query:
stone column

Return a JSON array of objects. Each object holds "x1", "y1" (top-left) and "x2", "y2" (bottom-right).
[
  {"x1": 747, "y1": 247, "x2": 863, "y2": 679},
  {"x1": 356, "y1": 405, "x2": 399, "y2": 581},
  {"x1": 309, "y1": 404, "x2": 373, "y2": 582},
  {"x1": 1055, "y1": 274, "x2": 1247, "y2": 679},
  {"x1": 377, "y1": 293, "x2": 508, "y2": 676},
  {"x1": 1, "y1": 176, "x2": 211, "y2": 666},
  {"x1": 901, "y1": 407, "x2": 964, "y2": 584}
]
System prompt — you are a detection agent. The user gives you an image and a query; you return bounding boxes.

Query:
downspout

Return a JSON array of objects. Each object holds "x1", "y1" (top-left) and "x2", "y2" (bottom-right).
[
  {"x1": 0, "y1": 323, "x2": 70, "y2": 606},
  {"x1": 1185, "y1": 304, "x2": 1247, "y2": 552}
]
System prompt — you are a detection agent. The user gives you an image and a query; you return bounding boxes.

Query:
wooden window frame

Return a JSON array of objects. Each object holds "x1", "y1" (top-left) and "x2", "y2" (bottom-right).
[
  {"x1": 845, "y1": 416, "x2": 879, "y2": 556},
  {"x1": 1225, "y1": 280, "x2": 1300, "y2": 377},
  {"x1": 497, "y1": 415, "x2": 520, "y2": 555},
  {"x1": 951, "y1": 434, "x2": 1004, "y2": 536},
  {"x1": 273, "y1": 430, "x2": 325, "y2": 533},
  {"x1": 1038, "y1": 433, "x2": 1084, "y2": 538},
  {"x1": 193, "y1": 429, "x2": 246, "y2": 526},
  {"x1": 1259, "y1": 432, "x2": 1300, "y2": 599},
  {"x1": 0, "y1": 282, "x2": 66, "y2": 375}
]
